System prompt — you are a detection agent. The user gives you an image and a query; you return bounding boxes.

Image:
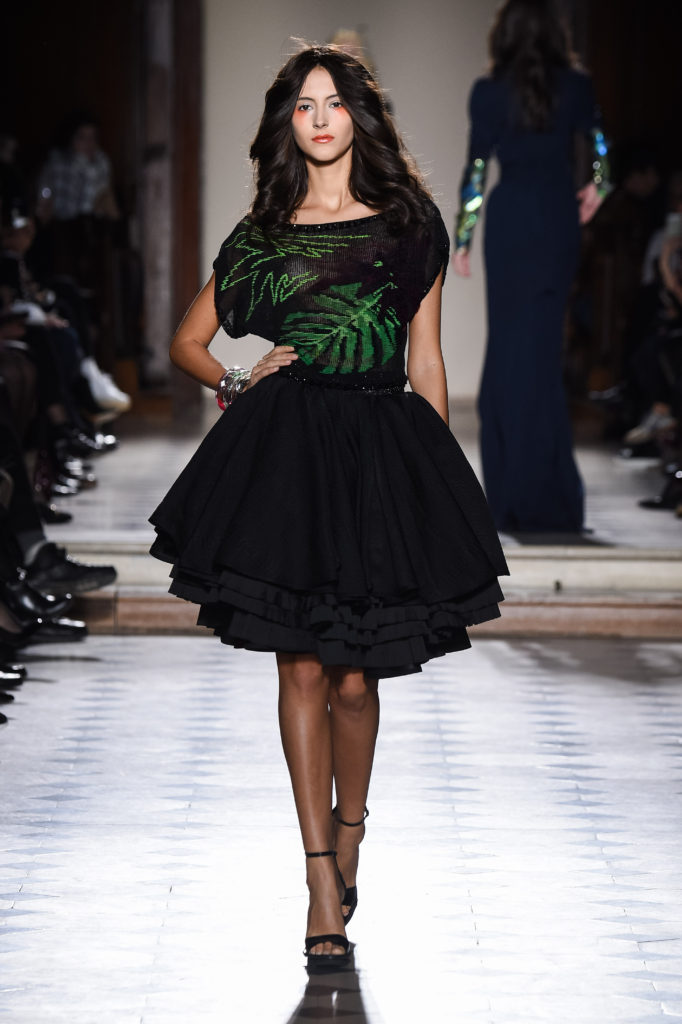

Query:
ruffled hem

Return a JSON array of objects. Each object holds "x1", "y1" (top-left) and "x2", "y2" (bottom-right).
[
  {"x1": 164, "y1": 563, "x2": 503, "y2": 679},
  {"x1": 149, "y1": 373, "x2": 508, "y2": 678}
]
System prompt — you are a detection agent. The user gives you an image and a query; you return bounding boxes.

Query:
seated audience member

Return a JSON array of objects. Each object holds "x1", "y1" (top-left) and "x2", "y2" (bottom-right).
[
  {"x1": 0, "y1": 378, "x2": 117, "y2": 722},
  {"x1": 630, "y1": 181, "x2": 682, "y2": 514},
  {"x1": 1, "y1": 213, "x2": 130, "y2": 419},
  {"x1": 35, "y1": 112, "x2": 122, "y2": 375},
  {"x1": 36, "y1": 114, "x2": 118, "y2": 225},
  {"x1": 0, "y1": 382, "x2": 117, "y2": 596},
  {"x1": 624, "y1": 176, "x2": 682, "y2": 447},
  {"x1": 0, "y1": 213, "x2": 129, "y2": 513}
]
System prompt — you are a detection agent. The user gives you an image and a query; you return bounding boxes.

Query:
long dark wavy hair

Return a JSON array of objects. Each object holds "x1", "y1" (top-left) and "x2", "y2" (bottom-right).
[
  {"x1": 489, "y1": 0, "x2": 575, "y2": 131},
  {"x1": 249, "y1": 45, "x2": 432, "y2": 231}
]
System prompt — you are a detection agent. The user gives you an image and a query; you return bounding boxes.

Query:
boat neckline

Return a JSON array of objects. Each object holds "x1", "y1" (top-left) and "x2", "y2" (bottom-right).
[{"x1": 286, "y1": 212, "x2": 384, "y2": 229}]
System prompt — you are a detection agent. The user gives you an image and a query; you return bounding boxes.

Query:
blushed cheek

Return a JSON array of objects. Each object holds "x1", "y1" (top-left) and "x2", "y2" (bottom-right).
[
  {"x1": 334, "y1": 108, "x2": 353, "y2": 137},
  {"x1": 291, "y1": 111, "x2": 307, "y2": 145}
]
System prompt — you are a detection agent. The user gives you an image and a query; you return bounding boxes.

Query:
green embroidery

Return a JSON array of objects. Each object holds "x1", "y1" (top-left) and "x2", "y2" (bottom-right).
[
  {"x1": 280, "y1": 281, "x2": 400, "y2": 374},
  {"x1": 220, "y1": 223, "x2": 370, "y2": 321}
]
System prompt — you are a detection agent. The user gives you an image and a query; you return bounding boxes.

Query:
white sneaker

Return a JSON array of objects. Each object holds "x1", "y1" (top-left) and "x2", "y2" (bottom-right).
[
  {"x1": 623, "y1": 409, "x2": 676, "y2": 445},
  {"x1": 80, "y1": 357, "x2": 131, "y2": 413}
]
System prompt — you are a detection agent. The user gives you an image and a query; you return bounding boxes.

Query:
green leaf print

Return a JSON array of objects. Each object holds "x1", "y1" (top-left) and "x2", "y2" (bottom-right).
[
  {"x1": 219, "y1": 224, "x2": 370, "y2": 321},
  {"x1": 280, "y1": 281, "x2": 401, "y2": 373}
]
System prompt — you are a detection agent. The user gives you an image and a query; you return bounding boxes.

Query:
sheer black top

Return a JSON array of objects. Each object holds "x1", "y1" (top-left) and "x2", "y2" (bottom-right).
[{"x1": 213, "y1": 201, "x2": 449, "y2": 388}]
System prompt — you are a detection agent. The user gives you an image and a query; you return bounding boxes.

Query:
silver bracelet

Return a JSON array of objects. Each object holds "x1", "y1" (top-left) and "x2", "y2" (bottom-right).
[{"x1": 216, "y1": 366, "x2": 251, "y2": 410}]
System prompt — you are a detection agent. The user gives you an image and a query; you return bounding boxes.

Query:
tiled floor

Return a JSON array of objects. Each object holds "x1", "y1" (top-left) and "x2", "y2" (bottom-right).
[{"x1": 2, "y1": 635, "x2": 682, "y2": 1023}]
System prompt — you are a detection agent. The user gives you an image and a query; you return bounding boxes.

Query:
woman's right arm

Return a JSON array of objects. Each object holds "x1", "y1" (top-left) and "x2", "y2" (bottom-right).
[
  {"x1": 169, "y1": 275, "x2": 227, "y2": 389},
  {"x1": 169, "y1": 274, "x2": 297, "y2": 392},
  {"x1": 453, "y1": 80, "x2": 495, "y2": 277},
  {"x1": 576, "y1": 75, "x2": 612, "y2": 225}
]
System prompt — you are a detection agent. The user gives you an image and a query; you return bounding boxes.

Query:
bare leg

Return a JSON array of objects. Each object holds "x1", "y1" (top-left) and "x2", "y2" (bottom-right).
[
  {"x1": 277, "y1": 652, "x2": 346, "y2": 956},
  {"x1": 329, "y1": 669, "x2": 380, "y2": 916}
]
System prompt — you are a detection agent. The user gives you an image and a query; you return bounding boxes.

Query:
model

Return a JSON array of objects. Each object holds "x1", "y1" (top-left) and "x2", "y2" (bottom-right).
[
  {"x1": 453, "y1": 0, "x2": 610, "y2": 534},
  {"x1": 150, "y1": 45, "x2": 508, "y2": 969}
]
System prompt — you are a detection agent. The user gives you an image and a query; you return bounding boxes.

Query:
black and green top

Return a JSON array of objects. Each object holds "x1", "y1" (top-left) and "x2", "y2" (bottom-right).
[{"x1": 213, "y1": 201, "x2": 450, "y2": 389}]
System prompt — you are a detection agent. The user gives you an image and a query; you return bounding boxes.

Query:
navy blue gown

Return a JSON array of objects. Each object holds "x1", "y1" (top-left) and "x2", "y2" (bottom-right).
[{"x1": 466, "y1": 69, "x2": 598, "y2": 533}]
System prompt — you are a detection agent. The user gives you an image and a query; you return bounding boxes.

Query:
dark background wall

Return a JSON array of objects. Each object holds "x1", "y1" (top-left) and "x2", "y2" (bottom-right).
[
  {"x1": 0, "y1": 0, "x2": 140, "y2": 217},
  {"x1": 0, "y1": 0, "x2": 201, "y2": 407},
  {"x1": 585, "y1": 0, "x2": 682, "y2": 174}
]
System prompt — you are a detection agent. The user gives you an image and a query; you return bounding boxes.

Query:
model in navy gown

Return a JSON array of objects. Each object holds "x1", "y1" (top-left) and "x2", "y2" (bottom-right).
[{"x1": 453, "y1": 0, "x2": 610, "y2": 534}]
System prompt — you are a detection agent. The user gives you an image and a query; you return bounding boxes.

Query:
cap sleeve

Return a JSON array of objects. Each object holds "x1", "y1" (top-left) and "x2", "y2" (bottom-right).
[
  {"x1": 212, "y1": 219, "x2": 251, "y2": 338},
  {"x1": 419, "y1": 202, "x2": 450, "y2": 301},
  {"x1": 397, "y1": 202, "x2": 449, "y2": 324}
]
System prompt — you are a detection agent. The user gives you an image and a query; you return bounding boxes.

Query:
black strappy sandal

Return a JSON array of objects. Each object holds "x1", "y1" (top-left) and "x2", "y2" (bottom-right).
[
  {"x1": 303, "y1": 850, "x2": 351, "y2": 970},
  {"x1": 332, "y1": 806, "x2": 369, "y2": 925}
]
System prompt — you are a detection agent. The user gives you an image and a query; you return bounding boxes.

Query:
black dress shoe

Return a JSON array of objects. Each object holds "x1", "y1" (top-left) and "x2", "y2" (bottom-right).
[
  {"x1": 0, "y1": 574, "x2": 73, "y2": 622},
  {"x1": 639, "y1": 495, "x2": 678, "y2": 510},
  {"x1": 63, "y1": 457, "x2": 94, "y2": 474},
  {"x1": 0, "y1": 691, "x2": 14, "y2": 704},
  {"x1": 92, "y1": 431, "x2": 118, "y2": 452},
  {"x1": 0, "y1": 659, "x2": 27, "y2": 679},
  {"x1": 60, "y1": 459, "x2": 97, "y2": 488},
  {"x1": 37, "y1": 502, "x2": 73, "y2": 524},
  {"x1": 65, "y1": 427, "x2": 118, "y2": 454},
  {"x1": 639, "y1": 471, "x2": 682, "y2": 510},
  {"x1": 25, "y1": 542, "x2": 117, "y2": 595},
  {"x1": 0, "y1": 711, "x2": 8, "y2": 725},
  {"x1": 52, "y1": 480, "x2": 80, "y2": 497},
  {"x1": 56, "y1": 471, "x2": 83, "y2": 489},
  {"x1": 27, "y1": 617, "x2": 88, "y2": 643},
  {"x1": 66, "y1": 430, "x2": 101, "y2": 456},
  {"x1": 0, "y1": 620, "x2": 43, "y2": 649},
  {"x1": 618, "y1": 440, "x2": 661, "y2": 459},
  {"x1": 0, "y1": 668, "x2": 24, "y2": 687}
]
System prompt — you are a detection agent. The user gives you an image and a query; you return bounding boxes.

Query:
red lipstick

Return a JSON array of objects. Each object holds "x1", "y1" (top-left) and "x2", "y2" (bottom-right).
[{"x1": 312, "y1": 134, "x2": 334, "y2": 143}]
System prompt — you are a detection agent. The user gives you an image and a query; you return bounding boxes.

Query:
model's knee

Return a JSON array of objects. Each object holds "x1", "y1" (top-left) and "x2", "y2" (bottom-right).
[
  {"x1": 278, "y1": 654, "x2": 328, "y2": 701},
  {"x1": 332, "y1": 673, "x2": 376, "y2": 713}
]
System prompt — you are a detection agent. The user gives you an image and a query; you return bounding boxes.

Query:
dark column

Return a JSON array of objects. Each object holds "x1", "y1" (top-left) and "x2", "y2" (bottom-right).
[
  {"x1": 141, "y1": 0, "x2": 202, "y2": 414},
  {"x1": 171, "y1": 0, "x2": 203, "y2": 418}
]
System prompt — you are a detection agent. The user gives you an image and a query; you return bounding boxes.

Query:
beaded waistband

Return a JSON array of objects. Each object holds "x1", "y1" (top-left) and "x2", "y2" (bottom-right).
[{"x1": 278, "y1": 369, "x2": 405, "y2": 394}]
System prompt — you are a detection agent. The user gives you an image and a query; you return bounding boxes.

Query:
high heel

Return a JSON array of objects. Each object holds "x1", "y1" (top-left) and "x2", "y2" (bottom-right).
[
  {"x1": 303, "y1": 849, "x2": 350, "y2": 971},
  {"x1": 332, "y1": 806, "x2": 368, "y2": 925}
]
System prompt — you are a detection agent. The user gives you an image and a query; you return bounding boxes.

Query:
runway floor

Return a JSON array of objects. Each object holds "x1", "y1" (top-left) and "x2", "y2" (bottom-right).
[{"x1": 2, "y1": 635, "x2": 682, "y2": 1023}]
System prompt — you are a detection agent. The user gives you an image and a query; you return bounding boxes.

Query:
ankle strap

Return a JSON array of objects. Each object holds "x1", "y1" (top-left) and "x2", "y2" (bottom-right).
[
  {"x1": 305, "y1": 849, "x2": 337, "y2": 858},
  {"x1": 333, "y1": 806, "x2": 369, "y2": 828}
]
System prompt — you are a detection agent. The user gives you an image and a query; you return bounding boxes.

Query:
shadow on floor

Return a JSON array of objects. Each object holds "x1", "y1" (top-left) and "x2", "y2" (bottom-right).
[
  {"x1": 502, "y1": 529, "x2": 613, "y2": 547},
  {"x1": 284, "y1": 958, "x2": 371, "y2": 1023}
]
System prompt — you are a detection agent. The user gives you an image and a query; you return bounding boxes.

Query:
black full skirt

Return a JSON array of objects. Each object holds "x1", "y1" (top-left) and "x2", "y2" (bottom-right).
[{"x1": 149, "y1": 375, "x2": 508, "y2": 679}]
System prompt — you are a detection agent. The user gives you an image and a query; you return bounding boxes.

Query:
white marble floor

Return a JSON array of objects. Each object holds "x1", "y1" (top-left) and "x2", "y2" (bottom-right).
[{"x1": 2, "y1": 636, "x2": 682, "y2": 1023}]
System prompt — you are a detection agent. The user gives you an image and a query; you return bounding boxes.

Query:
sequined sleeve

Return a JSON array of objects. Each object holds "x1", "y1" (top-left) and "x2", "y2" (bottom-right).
[
  {"x1": 591, "y1": 127, "x2": 612, "y2": 199},
  {"x1": 455, "y1": 79, "x2": 498, "y2": 251},
  {"x1": 575, "y1": 73, "x2": 612, "y2": 199},
  {"x1": 455, "y1": 157, "x2": 487, "y2": 251}
]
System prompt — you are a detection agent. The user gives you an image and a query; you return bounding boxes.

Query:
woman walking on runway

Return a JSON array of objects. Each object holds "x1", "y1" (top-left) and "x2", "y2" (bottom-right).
[
  {"x1": 453, "y1": 0, "x2": 610, "y2": 534},
  {"x1": 150, "y1": 45, "x2": 507, "y2": 968}
]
